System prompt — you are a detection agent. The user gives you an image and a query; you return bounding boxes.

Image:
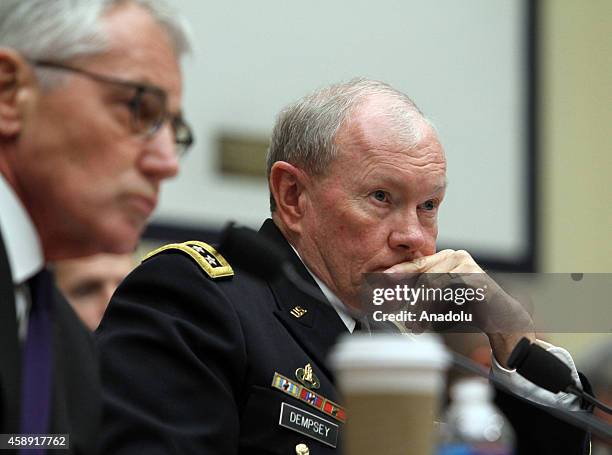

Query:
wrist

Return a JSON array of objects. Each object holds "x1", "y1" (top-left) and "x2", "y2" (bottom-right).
[{"x1": 488, "y1": 332, "x2": 536, "y2": 368}]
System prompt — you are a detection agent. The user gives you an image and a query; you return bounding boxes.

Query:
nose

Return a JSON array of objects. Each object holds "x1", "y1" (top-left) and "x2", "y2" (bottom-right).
[
  {"x1": 388, "y1": 212, "x2": 427, "y2": 253},
  {"x1": 102, "y1": 282, "x2": 117, "y2": 305},
  {"x1": 96, "y1": 282, "x2": 116, "y2": 320},
  {"x1": 138, "y1": 124, "x2": 180, "y2": 181}
]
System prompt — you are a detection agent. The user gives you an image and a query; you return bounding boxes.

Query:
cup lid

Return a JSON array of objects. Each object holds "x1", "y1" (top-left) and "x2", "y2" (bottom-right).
[{"x1": 329, "y1": 333, "x2": 450, "y2": 370}]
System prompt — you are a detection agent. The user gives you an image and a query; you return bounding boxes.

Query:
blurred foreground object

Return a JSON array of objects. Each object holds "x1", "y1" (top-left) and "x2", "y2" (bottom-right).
[
  {"x1": 330, "y1": 333, "x2": 449, "y2": 455},
  {"x1": 438, "y1": 378, "x2": 515, "y2": 455},
  {"x1": 0, "y1": 0, "x2": 191, "y2": 450}
]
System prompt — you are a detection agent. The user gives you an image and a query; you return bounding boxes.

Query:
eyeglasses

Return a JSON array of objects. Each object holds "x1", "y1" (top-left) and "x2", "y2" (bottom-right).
[{"x1": 32, "y1": 59, "x2": 194, "y2": 156}]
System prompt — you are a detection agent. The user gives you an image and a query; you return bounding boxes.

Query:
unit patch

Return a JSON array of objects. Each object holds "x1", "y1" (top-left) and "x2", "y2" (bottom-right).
[
  {"x1": 279, "y1": 402, "x2": 339, "y2": 448},
  {"x1": 142, "y1": 241, "x2": 233, "y2": 279},
  {"x1": 271, "y1": 373, "x2": 346, "y2": 423}
]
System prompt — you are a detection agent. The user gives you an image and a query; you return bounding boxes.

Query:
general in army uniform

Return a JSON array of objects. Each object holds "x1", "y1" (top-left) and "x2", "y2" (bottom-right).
[
  {"x1": 98, "y1": 219, "x2": 348, "y2": 454},
  {"x1": 96, "y1": 79, "x2": 590, "y2": 454}
]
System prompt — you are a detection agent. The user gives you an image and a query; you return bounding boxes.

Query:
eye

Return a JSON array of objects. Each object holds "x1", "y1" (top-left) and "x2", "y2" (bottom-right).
[
  {"x1": 418, "y1": 199, "x2": 438, "y2": 211},
  {"x1": 127, "y1": 88, "x2": 165, "y2": 136},
  {"x1": 371, "y1": 190, "x2": 389, "y2": 203},
  {"x1": 69, "y1": 280, "x2": 102, "y2": 299}
]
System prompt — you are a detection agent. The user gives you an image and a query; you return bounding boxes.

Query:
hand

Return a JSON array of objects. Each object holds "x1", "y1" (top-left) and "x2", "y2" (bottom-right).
[
  {"x1": 386, "y1": 249, "x2": 485, "y2": 274},
  {"x1": 384, "y1": 249, "x2": 536, "y2": 367}
]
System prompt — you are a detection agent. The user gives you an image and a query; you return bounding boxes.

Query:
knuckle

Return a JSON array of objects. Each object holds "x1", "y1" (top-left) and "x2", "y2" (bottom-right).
[{"x1": 455, "y1": 249, "x2": 472, "y2": 261}]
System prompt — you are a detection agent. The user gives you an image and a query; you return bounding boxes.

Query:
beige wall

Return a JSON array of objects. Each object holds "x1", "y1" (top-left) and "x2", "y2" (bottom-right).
[
  {"x1": 541, "y1": 0, "x2": 612, "y2": 273},
  {"x1": 541, "y1": 0, "x2": 612, "y2": 353}
]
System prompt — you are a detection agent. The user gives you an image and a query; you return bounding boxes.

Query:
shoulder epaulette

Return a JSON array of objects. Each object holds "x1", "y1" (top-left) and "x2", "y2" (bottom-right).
[{"x1": 142, "y1": 240, "x2": 234, "y2": 279}]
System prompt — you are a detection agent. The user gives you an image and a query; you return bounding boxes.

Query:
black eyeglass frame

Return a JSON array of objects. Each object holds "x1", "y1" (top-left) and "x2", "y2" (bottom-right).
[{"x1": 31, "y1": 59, "x2": 193, "y2": 155}]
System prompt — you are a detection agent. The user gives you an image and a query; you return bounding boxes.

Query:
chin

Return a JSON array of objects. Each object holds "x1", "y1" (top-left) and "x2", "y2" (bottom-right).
[{"x1": 96, "y1": 221, "x2": 143, "y2": 255}]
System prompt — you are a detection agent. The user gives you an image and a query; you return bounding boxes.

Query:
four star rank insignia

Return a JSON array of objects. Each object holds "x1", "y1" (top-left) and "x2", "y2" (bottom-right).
[{"x1": 142, "y1": 240, "x2": 233, "y2": 279}]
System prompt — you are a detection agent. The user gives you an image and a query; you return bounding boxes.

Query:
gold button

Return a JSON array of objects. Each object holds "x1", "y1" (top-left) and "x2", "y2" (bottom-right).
[{"x1": 295, "y1": 443, "x2": 310, "y2": 455}]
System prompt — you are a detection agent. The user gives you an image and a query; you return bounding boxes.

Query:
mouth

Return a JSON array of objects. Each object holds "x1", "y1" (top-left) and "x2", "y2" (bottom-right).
[{"x1": 126, "y1": 194, "x2": 157, "y2": 217}]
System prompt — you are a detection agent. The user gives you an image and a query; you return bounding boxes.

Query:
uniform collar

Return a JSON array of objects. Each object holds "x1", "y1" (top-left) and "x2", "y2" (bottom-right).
[
  {"x1": 289, "y1": 244, "x2": 358, "y2": 333},
  {"x1": 0, "y1": 174, "x2": 44, "y2": 285},
  {"x1": 260, "y1": 219, "x2": 350, "y2": 381}
]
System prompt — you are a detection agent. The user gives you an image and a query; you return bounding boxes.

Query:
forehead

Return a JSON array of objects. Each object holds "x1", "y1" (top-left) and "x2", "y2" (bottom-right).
[
  {"x1": 56, "y1": 254, "x2": 134, "y2": 279},
  {"x1": 334, "y1": 98, "x2": 447, "y2": 185},
  {"x1": 86, "y1": 3, "x2": 182, "y2": 106}
]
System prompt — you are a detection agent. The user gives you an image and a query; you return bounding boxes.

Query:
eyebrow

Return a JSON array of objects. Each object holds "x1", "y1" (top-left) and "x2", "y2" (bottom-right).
[{"x1": 366, "y1": 173, "x2": 448, "y2": 199}]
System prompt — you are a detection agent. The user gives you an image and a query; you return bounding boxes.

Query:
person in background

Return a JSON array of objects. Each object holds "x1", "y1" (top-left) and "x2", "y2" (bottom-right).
[
  {"x1": 54, "y1": 254, "x2": 135, "y2": 331},
  {"x1": 0, "y1": 0, "x2": 191, "y2": 452}
]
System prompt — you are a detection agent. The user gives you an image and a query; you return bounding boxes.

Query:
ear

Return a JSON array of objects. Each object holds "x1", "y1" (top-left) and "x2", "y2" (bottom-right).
[
  {"x1": 0, "y1": 48, "x2": 37, "y2": 137},
  {"x1": 269, "y1": 161, "x2": 310, "y2": 234}
]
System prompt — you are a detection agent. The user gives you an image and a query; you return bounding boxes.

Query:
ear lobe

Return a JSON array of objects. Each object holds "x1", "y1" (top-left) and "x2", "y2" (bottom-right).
[
  {"x1": 0, "y1": 49, "x2": 36, "y2": 137},
  {"x1": 269, "y1": 161, "x2": 309, "y2": 233}
]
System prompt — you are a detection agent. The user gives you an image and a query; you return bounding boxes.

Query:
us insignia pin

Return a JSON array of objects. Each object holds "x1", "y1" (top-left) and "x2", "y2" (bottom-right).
[
  {"x1": 295, "y1": 363, "x2": 320, "y2": 390},
  {"x1": 290, "y1": 306, "x2": 308, "y2": 318}
]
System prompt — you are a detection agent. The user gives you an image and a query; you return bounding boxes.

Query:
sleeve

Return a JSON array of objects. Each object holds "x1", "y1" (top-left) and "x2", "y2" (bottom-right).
[
  {"x1": 95, "y1": 252, "x2": 247, "y2": 455},
  {"x1": 491, "y1": 339, "x2": 592, "y2": 455},
  {"x1": 490, "y1": 339, "x2": 583, "y2": 410}
]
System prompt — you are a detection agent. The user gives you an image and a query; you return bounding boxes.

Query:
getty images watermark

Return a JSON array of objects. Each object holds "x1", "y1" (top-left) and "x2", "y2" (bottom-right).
[
  {"x1": 371, "y1": 283, "x2": 487, "y2": 323},
  {"x1": 360, "y1": 273, "x2": 612, "y2": 333}
]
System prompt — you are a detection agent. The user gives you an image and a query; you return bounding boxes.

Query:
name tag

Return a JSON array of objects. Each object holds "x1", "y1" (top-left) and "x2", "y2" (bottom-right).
[{"x1": 279, "y1": 402, "x2": 339, "y2": 448}]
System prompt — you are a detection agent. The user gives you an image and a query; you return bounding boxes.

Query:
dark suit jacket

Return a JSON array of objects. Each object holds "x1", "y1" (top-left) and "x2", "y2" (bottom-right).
[
  {"x1": 96, "y1": 219, "x2": 590, "y2": 455},
  {"x1": 0, "y1": 232, "x2": 101, "y2": 454}
]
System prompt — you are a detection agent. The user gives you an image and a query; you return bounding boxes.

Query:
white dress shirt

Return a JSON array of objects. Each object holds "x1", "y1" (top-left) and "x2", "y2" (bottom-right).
[{"x1": 0, "y1": 174, "x2": 44, "y2": 340}]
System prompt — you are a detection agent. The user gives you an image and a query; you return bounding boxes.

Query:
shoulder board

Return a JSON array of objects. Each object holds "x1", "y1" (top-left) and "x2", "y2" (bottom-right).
[{"x1": 143, "y1": 241, "x2": 234, "y2": 279}]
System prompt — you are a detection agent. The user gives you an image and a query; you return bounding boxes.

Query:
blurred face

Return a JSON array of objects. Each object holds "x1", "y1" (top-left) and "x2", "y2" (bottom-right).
[
  {"x1": 298, "y1": 99, "x2": 447, "y2": 308},
  {"x1": 10, "y1": 4, "x2": 182, "y2": 259},
  {"x1": 54, "y1": 253, "x2": 135, "y2": 331}
]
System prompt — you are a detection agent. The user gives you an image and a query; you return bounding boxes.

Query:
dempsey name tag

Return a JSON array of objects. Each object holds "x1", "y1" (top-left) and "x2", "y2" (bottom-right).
[{"x1": 279, "y1": 402, "x2": 339, "y2": 448}]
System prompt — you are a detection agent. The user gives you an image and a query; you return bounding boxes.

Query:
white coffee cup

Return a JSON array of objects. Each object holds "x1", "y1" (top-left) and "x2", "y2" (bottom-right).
[{"x1": 330, "y1": 333, "x2": 449, "y2": 455}]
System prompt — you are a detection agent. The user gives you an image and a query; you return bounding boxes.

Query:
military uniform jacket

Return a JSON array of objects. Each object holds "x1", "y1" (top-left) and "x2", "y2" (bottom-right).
[
  {"x1": 96, "y1": 219, "x2": 590, "y2": 455},
  {"x1": 97, "y1": 219, "x2": 348, "y2": 454},
  {"x1": 0, "y1": 232, "x2": 101, "y2": 455}
]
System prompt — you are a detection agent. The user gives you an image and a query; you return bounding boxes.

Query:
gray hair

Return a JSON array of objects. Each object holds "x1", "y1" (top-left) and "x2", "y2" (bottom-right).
[
  {"x1": 266, "y1": 78, "x2": 434, "y2": 211},
  {"x1": 0, "y1": 0, "x2": 191, "y2": 85}
]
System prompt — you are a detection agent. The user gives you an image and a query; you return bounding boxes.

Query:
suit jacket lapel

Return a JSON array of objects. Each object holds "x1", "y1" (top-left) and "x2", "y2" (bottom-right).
[
  {"x1": 259, "y1": 219, "x2": 348, "y2": 382},
  {"x1": 0, "y1": 231, "x2": 22, "y2": 433}
]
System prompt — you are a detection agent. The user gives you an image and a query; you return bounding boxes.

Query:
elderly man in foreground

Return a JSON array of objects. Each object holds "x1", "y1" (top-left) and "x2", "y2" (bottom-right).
[
  {"x1": 97, "y1": 79, "x2": 590, "y2": 454},
  {"x1": 0, "y1": 0, "x2": 191, "y2": 452}
]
